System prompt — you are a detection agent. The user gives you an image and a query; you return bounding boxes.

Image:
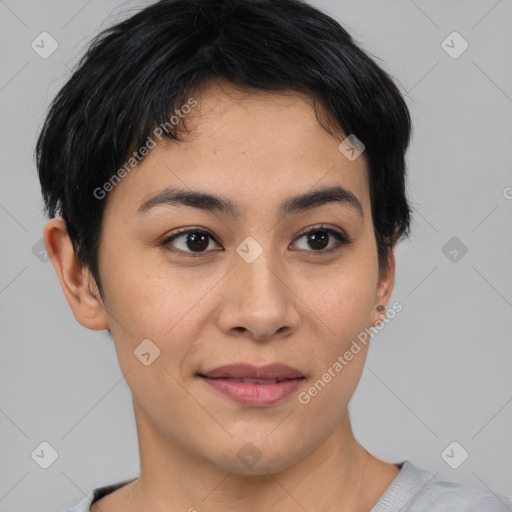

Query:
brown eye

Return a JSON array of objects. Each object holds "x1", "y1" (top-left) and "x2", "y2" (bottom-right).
[
  {"x1": 161, "y1": 224, "x2": 350, "y2": 257},
  {"x1": 163, "y1": 229, "x2": 220, "y2": 254},
  {"x1": 293, "y1": 226, "x2": 350, "y2": 253},
  {"x1": 183, "y1": 232, "x2": 210, "y2": 251},
  {"x1": 305, "y1": 230, "x2": 330, "y2": 250}
]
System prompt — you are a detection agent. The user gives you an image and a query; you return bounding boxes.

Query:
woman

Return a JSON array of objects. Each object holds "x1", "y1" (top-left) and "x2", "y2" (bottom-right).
[{"x1": 36, "y1": 0, "x2": 511, "y2": 510}]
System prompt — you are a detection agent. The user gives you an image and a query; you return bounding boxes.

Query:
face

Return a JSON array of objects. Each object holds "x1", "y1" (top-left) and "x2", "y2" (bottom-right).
[{"x1": 80, "y1": 81, "x2": 394, "y2": 474}]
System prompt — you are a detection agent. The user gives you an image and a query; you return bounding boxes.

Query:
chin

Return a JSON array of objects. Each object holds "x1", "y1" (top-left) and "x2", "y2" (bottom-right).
[{"x1": 206, "y1": 435, "x2": 308, "y2": 476}]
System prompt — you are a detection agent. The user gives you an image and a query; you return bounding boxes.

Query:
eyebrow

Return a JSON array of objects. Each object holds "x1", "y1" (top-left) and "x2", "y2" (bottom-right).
[{"x1": 136, "y1": 185, "x2": 363, "y2": 219}]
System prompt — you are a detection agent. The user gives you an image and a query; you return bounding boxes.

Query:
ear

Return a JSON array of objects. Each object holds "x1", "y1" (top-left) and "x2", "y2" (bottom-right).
[
  {"x1": 43, "y1": 218, "x2": 110, "y2": 330},
  {"x1": 370, "y1": 231, "x2": 397, "y2": 328}
]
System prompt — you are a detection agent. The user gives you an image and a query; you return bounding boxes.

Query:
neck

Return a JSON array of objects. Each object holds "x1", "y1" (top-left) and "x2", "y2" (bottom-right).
[{"x1": 127, "y1": 399, "x2": 372, "y2": 512}]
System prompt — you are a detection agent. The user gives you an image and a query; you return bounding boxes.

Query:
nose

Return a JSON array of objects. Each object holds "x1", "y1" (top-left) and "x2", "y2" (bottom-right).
[{"x1": 215, "y1": 248, "x2": 301, "y2": 341}]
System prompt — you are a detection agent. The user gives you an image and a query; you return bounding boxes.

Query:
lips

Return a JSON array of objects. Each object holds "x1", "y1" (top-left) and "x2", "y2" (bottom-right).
[
  {"x1": 199, "y1": 363, "x2": 305, "y2": 381},
  {"x1": 198, "y1": 363, "x2": 305, "y2": 406}
]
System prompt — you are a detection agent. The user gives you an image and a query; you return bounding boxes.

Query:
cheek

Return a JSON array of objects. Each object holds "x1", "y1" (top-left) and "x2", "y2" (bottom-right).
[
  {"x1": 296, "y1": 251, "x2": 378, "y2": 395},
  {"x1": 300, "y1": 262, "x2": 378, "y2": 341},
  {"x1": 298, "y1": 277, "x2": 374, "y2": 414},
  {"x1": 99, "y1": 256, "x2": 229, "y2": 401},
  {"x1": 99, "y1": 241, "x2": 217, "y2": 340}
]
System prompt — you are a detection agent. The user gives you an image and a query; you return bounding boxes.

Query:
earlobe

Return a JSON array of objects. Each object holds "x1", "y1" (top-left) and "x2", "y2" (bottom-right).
[{"x1": 43, "y1": 218, "x2": 110, "y2": 331}]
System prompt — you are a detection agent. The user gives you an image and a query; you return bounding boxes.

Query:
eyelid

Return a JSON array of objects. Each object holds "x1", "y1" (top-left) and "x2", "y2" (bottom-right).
[
  {"x1": 293, "y1": 223, "x2": 350, "y2": 243},
  {"x1": 165, "y1": 226, "x2": 216, "y2": 240}
]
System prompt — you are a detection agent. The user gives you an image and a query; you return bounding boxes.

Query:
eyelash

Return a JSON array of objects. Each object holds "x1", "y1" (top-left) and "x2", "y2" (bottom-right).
[{"x1": 161, "y1": 224, "x2": 351, "y2": 258}]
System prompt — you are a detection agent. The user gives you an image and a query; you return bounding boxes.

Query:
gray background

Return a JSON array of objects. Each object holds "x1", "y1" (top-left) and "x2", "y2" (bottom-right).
[{"x1": 1, "y1": 0, "x2": 511, "y2": 510}]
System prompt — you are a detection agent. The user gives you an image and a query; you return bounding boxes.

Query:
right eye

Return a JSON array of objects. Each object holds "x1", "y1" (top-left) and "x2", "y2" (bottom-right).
[{"x1": 161, "y1": 228, "x2": 223, "y2": 256}]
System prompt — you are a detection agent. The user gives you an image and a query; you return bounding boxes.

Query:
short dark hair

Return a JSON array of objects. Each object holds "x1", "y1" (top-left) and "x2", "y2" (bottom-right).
[{"x1": 36, "y1": 0, "x2": 413, "y2": 296}]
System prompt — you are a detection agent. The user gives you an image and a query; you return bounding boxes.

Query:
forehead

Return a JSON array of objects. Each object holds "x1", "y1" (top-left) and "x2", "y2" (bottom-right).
[
  {"x1": 106, "y1": 80, "x2": 371, "y2": 218},
  {"x1": 185, "y1": 80, "x2": 344, "y2": 154}
]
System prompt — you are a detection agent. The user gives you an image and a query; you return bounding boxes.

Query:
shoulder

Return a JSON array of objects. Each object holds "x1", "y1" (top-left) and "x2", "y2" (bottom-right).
[
  {"x1": 63, "y1": 478, "x2": 137, "y2": 512},
  {"x1": 412, "y1": 480, "x2": 512, "y2": 511},
  {"x1": 62, "y1": 494, "x2": 92, "y2": 512},
  {"x1": 373, "y1": 461, "x2": 512, "y2": 512}
]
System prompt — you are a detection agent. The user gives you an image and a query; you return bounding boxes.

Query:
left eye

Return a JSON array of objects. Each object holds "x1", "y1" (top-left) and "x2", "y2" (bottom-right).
[
  {"x1": 162, "y1": 226, "x2": 350, "y2": 255},
  {"x1": 293, "y1": 226, "x2": 350, "y2": 252}
]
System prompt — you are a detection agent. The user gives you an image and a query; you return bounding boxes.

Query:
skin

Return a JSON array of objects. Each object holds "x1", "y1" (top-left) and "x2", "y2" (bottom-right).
[{"x1": 45, "y1": 79, "x2": 400, "y2": 512}]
